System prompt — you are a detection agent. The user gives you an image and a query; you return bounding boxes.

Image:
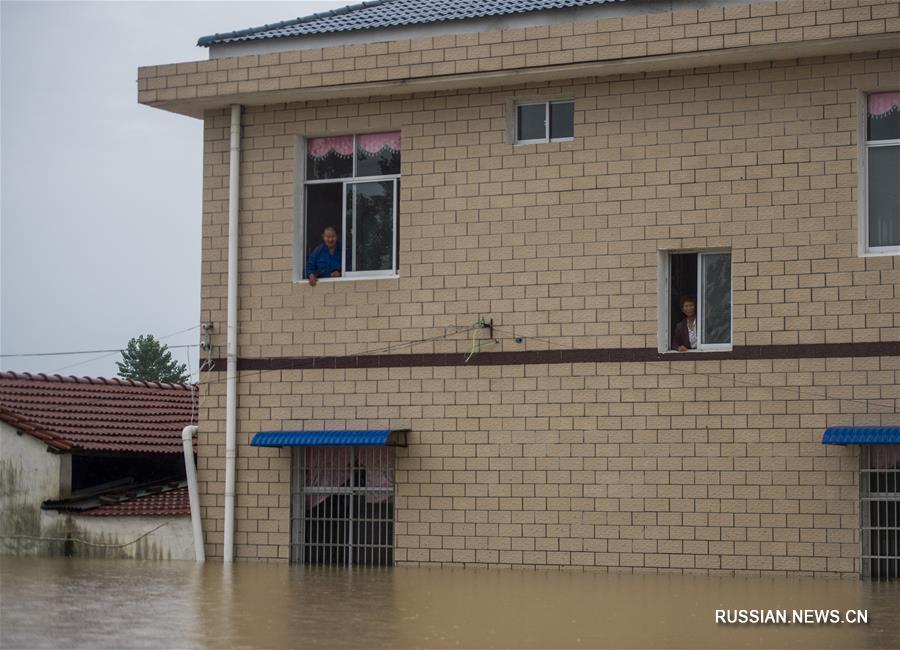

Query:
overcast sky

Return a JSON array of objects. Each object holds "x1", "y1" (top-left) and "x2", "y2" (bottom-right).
[{"x1": 1, "y1": 1, "x2": 345, "y2": 380}]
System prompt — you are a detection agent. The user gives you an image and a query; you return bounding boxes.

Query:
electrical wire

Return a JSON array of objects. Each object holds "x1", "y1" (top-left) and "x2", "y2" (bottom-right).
[
  {"x1": 48, "y1": 325, "x2": 201, "y2": 374},
  {"x1": 2, "y1": 344, "x2": 200, "y2": 358},
  {"x1": 464, "y1": 327, "x2": 479, "y2": 363},
  {"x1": 491, "y1": 325, "x2": 897, "y2": 415},
  {"x1": 0, "y1": 523, "x2": 167, "y2": 549},
  {"x1": 1, "y1": 325, "x2": 202, "y2": 359},
  {"x1": 197, "y1": 323, "x2": 482, "y2": 387},
  {"x1": 181, "y1": 319, "x2": 896, "y2": 416}
]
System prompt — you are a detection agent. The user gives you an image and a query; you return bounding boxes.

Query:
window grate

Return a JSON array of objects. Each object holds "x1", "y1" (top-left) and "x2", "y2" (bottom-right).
[
  {"x1": 291, "y1": 446, "x2": 395, "y2": 567},
  {"x1": 860, "y1": 445, "x2": 900, "y2": 579}
]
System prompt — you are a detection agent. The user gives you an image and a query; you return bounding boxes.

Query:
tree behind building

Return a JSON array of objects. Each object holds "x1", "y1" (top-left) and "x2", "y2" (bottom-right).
[{"x1": 117, "y1": 334, "x2": 189, "y2": 384}]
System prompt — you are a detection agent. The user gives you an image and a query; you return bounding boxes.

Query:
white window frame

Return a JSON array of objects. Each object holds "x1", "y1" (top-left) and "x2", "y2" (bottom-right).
[
  {"x1": 514, "y1": 100, "x2": 574, "y2": 145},
  {"x1": 858, "y1": 91, "x2": 900, "y2": 257},
  {"x1": 657, "y1": 250, "x2": 733, "y2": 354},
  {"x1": 295, "y1": 134, "x2": 401, "y2": 282}
]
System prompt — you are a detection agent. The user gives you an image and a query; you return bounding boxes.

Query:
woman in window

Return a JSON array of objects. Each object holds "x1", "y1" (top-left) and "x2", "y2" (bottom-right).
[{"x1": 672, "y1": 295, "x2": 697, "y2": 352}]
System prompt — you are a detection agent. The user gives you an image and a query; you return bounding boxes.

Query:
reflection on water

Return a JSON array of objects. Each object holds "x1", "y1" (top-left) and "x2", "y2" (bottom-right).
[{"x1": 1, "y1": 557, "x2": 899, "y2": 649}]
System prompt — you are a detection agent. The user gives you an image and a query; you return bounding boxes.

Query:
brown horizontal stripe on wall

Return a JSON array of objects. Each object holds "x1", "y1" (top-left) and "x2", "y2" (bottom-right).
[{"x1": 208, "y1": 342, "x2": 900, "y2": 373}]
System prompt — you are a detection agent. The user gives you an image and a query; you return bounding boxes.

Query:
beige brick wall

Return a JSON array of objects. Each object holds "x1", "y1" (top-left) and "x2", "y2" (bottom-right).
[
  {"x1": 196, "y1": 355, "x2": 898, "y2": 574},
  {"x1": 138, "y1": 0, "x2": 900, "y2": 106},
  {"x1": 192, "y1": 49, "x2": 899, "y2": 574},
  {"x1": 199, "y1": 52, "x2": 900, "y2": 359}
]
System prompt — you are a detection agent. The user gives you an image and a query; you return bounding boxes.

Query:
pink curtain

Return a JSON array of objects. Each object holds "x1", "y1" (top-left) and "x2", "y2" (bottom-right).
[
  {"x1": 307, "y1": 133, "x2": 401, "y2": 159},
  {"x1": 358, "y1": 132, "x2": 401, "y2": 155},
  {"x1": 304, "y1": 447, "x2": 350, "y2": 508},
  {"x1": 871, "y1": 445, "x2": 900, "y2": 470},
  {"x1": 868, "y1": 92, "x2": 900, "y2": 117},
  {"x1": 307, "y1": 135, "x2": 353, "y2": 159},
  {"x1": 303, "y1": 446, "x2": 394, "y2": 507}
]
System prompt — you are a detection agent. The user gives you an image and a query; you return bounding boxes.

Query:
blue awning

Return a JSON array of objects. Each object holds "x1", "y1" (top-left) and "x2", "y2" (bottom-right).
[
  {"x1": 822, "y1": 427, "x2": 900, "y2": 445},
  {"x1": 251, "y1": 430, "x2": 408, "y2": 447}
]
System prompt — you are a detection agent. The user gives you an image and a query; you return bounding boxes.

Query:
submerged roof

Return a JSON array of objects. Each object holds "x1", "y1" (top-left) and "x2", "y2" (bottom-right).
[
  {"x1": 43, "y1": 479, "x2": 190, "y2": 517},
  {"x1": 83, "y1": 486, "x2": 189, "y2": 517},
  {"x1": 0, "y1": 372, "x2": 196, "y2": 454},
  {"x1": 198, "y1": 0, "x2": 623, "y2": 46}
]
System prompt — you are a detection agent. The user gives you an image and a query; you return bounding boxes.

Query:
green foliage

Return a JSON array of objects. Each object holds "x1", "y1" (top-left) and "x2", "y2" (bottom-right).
[{"x1": 116, "y1": 334, "x2": 190, "y2": 384}]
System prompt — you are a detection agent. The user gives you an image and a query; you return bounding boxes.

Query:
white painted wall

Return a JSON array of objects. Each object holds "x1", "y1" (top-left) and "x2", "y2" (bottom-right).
[
  {"x1": 0, "y1": 422, "x2": 195, "y2": 560},
  {"x1": 0, "y1": 421, "x2": 66, "y2": 553},
  {"x1": 61, "y1": 514, "x2": 195, "y2": 561}
]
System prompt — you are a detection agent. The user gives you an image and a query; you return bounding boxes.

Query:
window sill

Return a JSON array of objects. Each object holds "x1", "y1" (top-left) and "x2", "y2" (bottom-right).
[
  {"x1": 859, "y1": 248, "x2": 900, "y2": 257},
  {"x1": 297, "y1": 275, "x2": 400, "y2": 285},
  {"x1": 514, "y1": 138, "x2": 574, "y2": 146},
  {"x1": 660, "y1": 347, "x2": 733, "y2": 354}
]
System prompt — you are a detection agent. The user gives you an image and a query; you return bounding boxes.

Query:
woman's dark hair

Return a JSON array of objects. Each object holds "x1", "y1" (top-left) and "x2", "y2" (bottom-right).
[{"x1": 679, "y1": 295, "x2": 696, "y2": 309}]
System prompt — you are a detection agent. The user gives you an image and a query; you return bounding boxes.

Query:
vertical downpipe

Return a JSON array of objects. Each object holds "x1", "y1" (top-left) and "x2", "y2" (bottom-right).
[
  {"x1": 182, "y1": 425, "x2": 205, "y2": 562},
  {"x1": 224, "y1": 104, "x2": 241, "y2": 564}
]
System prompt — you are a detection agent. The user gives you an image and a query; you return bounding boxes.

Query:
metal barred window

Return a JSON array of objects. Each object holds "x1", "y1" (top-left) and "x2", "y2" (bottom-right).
[
  {"x1": 860, "y1": 445, "x2": 900, "y2": 579},
  {"x1": 290, "y1": 446, "x2": 395, "y2": 567}
]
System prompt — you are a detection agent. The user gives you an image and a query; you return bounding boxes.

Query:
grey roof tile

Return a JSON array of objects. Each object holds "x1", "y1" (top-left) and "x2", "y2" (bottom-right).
[{"x1": 198, "y1": 0, "x2": 623, "y2": 47}]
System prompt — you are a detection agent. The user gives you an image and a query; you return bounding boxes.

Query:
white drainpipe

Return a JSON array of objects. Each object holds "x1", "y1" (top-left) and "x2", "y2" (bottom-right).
[
  {"x1": 181, "y1": 425, "x2": 205, "y2": 562},
  {"x1": 224, "y1": 104, "x2": 241, "y2": 564}
]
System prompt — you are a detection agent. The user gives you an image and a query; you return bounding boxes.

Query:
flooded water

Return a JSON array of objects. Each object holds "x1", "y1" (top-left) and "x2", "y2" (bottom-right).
[{"x1": 2, "y1": 557, "x2": 899, "y2": 649}]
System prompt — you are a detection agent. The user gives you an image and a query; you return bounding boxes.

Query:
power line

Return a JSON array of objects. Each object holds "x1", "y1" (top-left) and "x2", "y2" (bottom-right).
[
  {"x1": 491, "y1": 326, "x2": 897, "y2": 415},
  {"x1": 196, "y1": 323, "x2": 483, "y2": 388},
  {"x1": 48, "y1": 325, "x2": 201, "y2": 374},
  {"x1": 1, "y1": 344, "x2": 200, "y2": 359},
  {"x1": 2, "y1": 325, "x2": 202, "y2": 359}
]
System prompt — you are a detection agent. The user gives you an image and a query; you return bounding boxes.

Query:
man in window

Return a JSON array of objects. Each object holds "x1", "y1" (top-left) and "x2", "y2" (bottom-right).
[
  {"x1": 306, "y1": 226, "x2": 342, "y2": 286},
  {"x1": 672, "y1": 295, "x2": 697, "y2": 352}
]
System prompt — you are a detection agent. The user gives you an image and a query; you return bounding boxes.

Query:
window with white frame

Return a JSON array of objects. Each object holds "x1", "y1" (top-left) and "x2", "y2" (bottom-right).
[
  {"x1": 515, "y1": 100, "x2": 574, "y2": 144},
  {"x1": 302, "y1": 133, "x2": 400, "y2": 280},
  {"x1": 660, "y1": 251, "x2": 732, "y2": 352},
  {"x1": 862, "y1": 92, "x2": 900, "y2": 255}
]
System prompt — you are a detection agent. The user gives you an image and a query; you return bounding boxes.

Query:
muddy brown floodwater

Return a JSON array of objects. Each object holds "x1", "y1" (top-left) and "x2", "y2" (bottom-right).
[{"x1": 1, "y1": 556, "x2": 899, "y2": 649}]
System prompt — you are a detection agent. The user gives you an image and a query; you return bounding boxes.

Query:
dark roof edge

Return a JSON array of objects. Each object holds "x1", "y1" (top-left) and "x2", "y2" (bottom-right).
[
  {"x1": 0, "y1": 371, "x2": 193, "y2": 391},
  {"x1": 0, "y1": 405, "x2": 72, "y2": 451},
  {"x1": 197, "y1": 0, "x2": 395, "y2": 47}
]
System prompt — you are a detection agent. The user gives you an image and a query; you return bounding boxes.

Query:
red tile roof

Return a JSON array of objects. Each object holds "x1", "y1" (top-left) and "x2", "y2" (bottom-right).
[
  {"x1": 0, "y1": 372, "x2": 196, "y2": 454},
  {"x1": 78, "y1": 485, "x2": 190, "y2": 517}
]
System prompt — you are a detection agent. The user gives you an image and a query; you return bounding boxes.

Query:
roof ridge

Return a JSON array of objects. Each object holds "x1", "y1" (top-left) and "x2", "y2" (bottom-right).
[
  {"x1": 0, "y1": 371, "x2": 194, "y2": 391},
  {"x1": 197, "y1": 0, "x2": 397, "y2": 47}
]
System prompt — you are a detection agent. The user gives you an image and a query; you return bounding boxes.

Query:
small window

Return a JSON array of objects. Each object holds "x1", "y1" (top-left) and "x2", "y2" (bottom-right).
[
  {"x1": 515, "y1": 100, "x2": 574, "y2": 144},
  {"x1": 862, "y1": 92, "x2": 900, "y2": 255},
  {"x1": 302, "y1": 133, "x2": 400, "y2": 281},
  {"x1": 662, "y1": 251, "x2": 732, "y2": 352}
]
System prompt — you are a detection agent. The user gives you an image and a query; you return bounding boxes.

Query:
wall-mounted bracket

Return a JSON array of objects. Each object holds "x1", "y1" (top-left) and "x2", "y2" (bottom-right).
[{"x1": 200, "y1": 322, "x2": 214, "y2": 352}]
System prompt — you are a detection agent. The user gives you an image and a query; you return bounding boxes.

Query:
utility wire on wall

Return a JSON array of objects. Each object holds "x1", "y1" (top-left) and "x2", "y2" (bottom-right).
[
  {"x1": 192, "y1": 320, "x2": 897, "y2": 415},
  {"x1": 0, "y1": 343, "x2": 200, "y2": 358},
  {"x1": 196, "y1": 323, "x2": 484, "y2": 388},
  {"x1": 0, "y1": 325, "x2": 202, "y2": 376},
  {"x1": 490, "y1": 325, "x2": 897, "y2": 415}
]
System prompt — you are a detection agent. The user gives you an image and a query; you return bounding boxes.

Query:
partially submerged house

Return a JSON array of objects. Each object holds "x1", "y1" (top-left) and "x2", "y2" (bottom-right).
[
  {"x1": 139, "y1": 0, "x2": 899, "y2": 577},
  {"x1": 0, "y1": 372, "x2": 197, "y2": 560}
]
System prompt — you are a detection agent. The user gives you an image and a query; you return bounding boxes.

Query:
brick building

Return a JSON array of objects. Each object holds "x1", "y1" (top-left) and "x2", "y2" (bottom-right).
[{"x1": 139, "y1": 0, "x2": 900, "y2": 576}]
